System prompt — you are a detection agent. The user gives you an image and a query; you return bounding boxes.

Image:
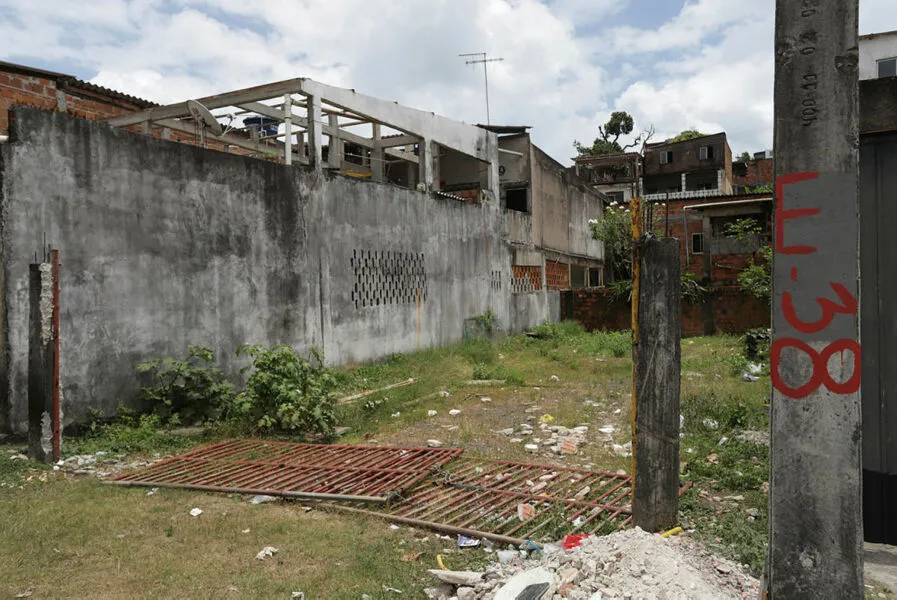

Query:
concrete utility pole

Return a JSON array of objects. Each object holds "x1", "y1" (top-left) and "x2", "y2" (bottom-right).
[
  {"x1": 770, "y1": 1, "x2": 862, "y2": 598},
  {"x1": 460, "y1": 52, "x2": 504, "y2": 125}
]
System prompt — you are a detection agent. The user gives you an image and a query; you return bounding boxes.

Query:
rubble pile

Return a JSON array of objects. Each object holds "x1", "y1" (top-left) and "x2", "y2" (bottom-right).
[
  {"x1": 425, "y1": 528, "x2": 760, "y2": 600},
  {"x1": 502, "y1": 419, "x2": 590, "y2": 457}
]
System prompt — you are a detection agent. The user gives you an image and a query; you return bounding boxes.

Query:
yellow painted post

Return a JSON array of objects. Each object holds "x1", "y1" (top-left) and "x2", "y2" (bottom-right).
[{"x1": 630, "y1": 195, "x2": 642, "y2": 499}]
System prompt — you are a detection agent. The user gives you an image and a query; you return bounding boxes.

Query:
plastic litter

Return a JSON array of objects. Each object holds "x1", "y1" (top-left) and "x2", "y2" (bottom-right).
[
  {"x1": 458, "y1": 535, "x2": 481, "y2": 548},
  {"x1": 661, "y1": 526, "x2": 683, "y2": 538},
  {"x1": 538, "y1": 414, "x2": 554, "y2": 424},
  {"x1": 561, "y1": 533, "x2": 590, "y2": 550},
  {"x1": 494, "y1": 567, "x2": 554, "y2": 600},
  {"x1": 427, "y1": 410, "x2": 438, "y2": 417},
  {"x1": 250, "y1": 495, "x2": 277, "y2": 504},
  {"x1": 255, "y1": 546, "x2": 278, "y2": 560},
  {"x1": 382, "y1": 585, "x2": 403, "y2": 594},
  {"x1": 449, "y1": 409, "x2": 462, "y2": 416},
  {"x1": 189, "y1": 508, "x2": 203, "y2": 517},
  {"x1": 742, "y1": 372, "x2": 759, "y2": 382}
]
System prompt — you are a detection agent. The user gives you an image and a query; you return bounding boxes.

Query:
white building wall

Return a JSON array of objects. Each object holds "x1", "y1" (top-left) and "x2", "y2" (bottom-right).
[{"x1": 860, "y1": 32, "x2": 897, "y2": 80}]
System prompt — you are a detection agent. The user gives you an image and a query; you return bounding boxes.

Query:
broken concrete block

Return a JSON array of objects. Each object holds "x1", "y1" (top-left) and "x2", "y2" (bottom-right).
[
  {"x1": 427, "y1": 570, "x2": 484, "y2": 586},
  {"x1": 426, "y1": 439, "x2": 443, "y2": 448},
  {"x1": 524, "y1": 444, "x2": 539, "y2": 453}
]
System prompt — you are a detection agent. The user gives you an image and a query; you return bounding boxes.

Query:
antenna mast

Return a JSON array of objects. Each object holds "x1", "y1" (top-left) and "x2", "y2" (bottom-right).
[{"x1": 459, "y1": 52, "x2": 504, "y2": 125}]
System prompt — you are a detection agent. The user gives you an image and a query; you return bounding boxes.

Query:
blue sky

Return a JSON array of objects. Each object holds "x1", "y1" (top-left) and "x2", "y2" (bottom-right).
[{"x1": 1, "y1": 0, "x2": 895, "y2": 163}]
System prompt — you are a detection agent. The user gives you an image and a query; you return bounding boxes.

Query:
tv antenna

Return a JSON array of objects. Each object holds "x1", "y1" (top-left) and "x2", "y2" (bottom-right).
[{"x1": 459, "y1": 52, "x2": 504, "y2": 125}]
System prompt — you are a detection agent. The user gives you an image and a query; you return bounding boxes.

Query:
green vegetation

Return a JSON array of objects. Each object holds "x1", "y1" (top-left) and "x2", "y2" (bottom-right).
[
  {"x1": 1, "y1": 329, "x2": 785, "y2": 595},
  {"x1": 668, "y1": 129, "x2": 707, "y2": 143},
  {"x1": 574, "y1": 110, "x2": 654, "y2": 156},
  {"x1": 229, "y1": 345, "x2": 339, "y2": 439},
  {"x1": 137, "y1": 345, "x2": 234, "y2": 426},
  {"x1": 724, "y1": 217, "x2": 772, "y2": 305}
]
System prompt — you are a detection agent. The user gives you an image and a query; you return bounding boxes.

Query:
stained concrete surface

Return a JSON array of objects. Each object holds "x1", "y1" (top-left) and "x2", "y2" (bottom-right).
[{"x1": 866, "y1": 543, "x2": 897, "y2": 593}]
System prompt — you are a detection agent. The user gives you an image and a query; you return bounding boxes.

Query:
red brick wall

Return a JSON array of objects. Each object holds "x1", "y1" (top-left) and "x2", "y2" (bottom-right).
[
  {"x1": 545, "y1": 260, "x2": 570, "y2": 290},
  {"x1": 1, "y1": 67, "x2": 248, "y2": 157},
  {"x1": 733, "y1": 158, "x2": 774, "y2": 189},
  {"x1": 511, "y1": 265, "x2": 543, "y2": 292},
  {"x1": 562, "y1": 286, "x2": 769, "y2": 337}
]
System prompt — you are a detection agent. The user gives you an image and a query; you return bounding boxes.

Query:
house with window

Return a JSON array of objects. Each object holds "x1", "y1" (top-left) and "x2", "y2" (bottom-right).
[
  {"x1": 641, "y1": 132, "x2": 733, "y2": 201},
  {"x1": 571, "y1": 152, "x2": 641, "y2": 205},
  {"x1": 860, "y1": 30, "x2": 897, "y2": 80}
]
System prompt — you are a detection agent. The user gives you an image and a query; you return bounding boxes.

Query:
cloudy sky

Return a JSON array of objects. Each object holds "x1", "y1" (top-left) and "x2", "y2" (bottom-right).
[{"x1": 2, "y1": 0, "x2": 895, "y2": 163}]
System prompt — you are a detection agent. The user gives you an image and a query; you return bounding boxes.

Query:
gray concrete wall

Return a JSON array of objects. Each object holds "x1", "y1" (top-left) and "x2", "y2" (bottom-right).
[{"x1": 0, "y1": 108, "x2": 511, "y2": 433}]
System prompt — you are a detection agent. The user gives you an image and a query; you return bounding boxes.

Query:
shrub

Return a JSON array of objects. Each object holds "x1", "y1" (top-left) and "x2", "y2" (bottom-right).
[
  {"x1": 137, "y1": 346, "x2": 234, "y2": 425},
  {"x1": 74, "y1": 404, "x2": 194, "y2": 454},
  {"x1": 743, "y1": 328, "x2": 772, "y2": 361},
  {"x1": 228, "y1": 345, "x2": 339, "y2": 440},
  {"x1": 472, "y1": 362, "x2": 525, "y2": 386}
]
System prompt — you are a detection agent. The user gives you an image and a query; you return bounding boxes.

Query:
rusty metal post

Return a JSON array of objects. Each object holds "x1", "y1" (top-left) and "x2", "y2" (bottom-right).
[{"x1": 769, "y1": 1, "x2": 862, "y2": 597}]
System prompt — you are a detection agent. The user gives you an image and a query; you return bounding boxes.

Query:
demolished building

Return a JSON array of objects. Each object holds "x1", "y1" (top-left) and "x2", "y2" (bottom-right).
[{"x1": 0, "y1": 71, "x2": 604, "y2": 433}]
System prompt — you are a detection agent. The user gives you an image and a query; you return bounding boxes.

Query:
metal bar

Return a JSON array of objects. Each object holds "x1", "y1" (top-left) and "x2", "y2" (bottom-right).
[
  {"x1": 50, "y1": 249, "x2": 61, "y2": 462},
  {"x1": 324, "y1": 504, "x2": 526, "y2": 547},
  {"x1": 106, "y1": 479, "x2": 387, "y2": 503}
]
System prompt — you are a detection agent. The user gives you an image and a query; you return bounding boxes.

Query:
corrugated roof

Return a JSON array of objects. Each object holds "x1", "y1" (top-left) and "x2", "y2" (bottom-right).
[{"x1": 0, "y1": 60, "x2": 157, "y2": 109}]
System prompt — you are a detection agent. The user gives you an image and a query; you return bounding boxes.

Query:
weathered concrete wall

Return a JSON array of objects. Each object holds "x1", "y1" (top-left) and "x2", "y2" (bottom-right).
[
  {"x1": 0, "y1": 108, "x2": 511, "y2": 432},
  {"x1": 530, "y1": 145, "x2": 603, "y2": 263},
  {"x1": 859, "y1": 32, "x2": 897, "y2": 80}
]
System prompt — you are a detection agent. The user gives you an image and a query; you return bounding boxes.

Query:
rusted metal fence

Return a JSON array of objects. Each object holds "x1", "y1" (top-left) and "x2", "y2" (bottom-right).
[{"x1": 109, "y1": 439, "x2": 461, "y2": 502}]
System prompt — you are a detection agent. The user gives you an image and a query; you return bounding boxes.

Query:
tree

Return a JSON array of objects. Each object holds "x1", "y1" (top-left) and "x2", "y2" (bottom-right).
[
  {"x1": 575, "y1": 111, "x2": 655, "y2": 156},
  {"x1": 667, "y1": 129, "x2": 706, "y2": 143},
  {"x1": 738, "y1": 151, "x2": 753, "y2": 162}
]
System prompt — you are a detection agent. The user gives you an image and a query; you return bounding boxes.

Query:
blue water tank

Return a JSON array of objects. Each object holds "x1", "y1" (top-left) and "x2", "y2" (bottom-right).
[{"x1": 243, "y1": 116, "x2": 279, "y2": 137}]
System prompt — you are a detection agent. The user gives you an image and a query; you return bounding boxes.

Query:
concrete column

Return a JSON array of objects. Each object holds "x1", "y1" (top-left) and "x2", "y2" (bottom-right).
[
  {"x1": 328, "y1": 113, "x2": 342, "y2": 170},
  {"x1": 717, "y1": 169, "x2": 723, "y2": 192},
  {"x1": 769, "y1": 1, "x2": 862, "y2": 597},
  {"x1": 28, "y1": 258, "x2": 60, "y2": 463},
  {"x1": 418, "y1": 137, "x2": 432, "y2": 191},
  {"x1": 485, "y1": 134, "x2": 501, "y2": 201},
  {"x1": 283, "y1": 93, "x2": 292, "y2": 166},
  {"x1": 371, "y1": 124, "x2": 384, "y2": 183},
  {"x1": 307, "y1": 95, "x2": 323, "y2": 169},
  {"x1": 680, "y1": 172, "x2": 687, "y2": 193}
]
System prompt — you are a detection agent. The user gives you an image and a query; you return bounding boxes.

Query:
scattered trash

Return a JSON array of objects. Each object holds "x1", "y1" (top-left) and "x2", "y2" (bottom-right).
[
  {"x1": 228, "y1": 585, "x2": 238, "y2": 592},
  {"x1": 702, "y1": 418, "x2": 720, "y2": 430},
  {"x1": 613, "y1": 408, "x2": 622, "y2": 415},
  {"x1": 598, "y1": 425, "x2": 615, "y2": 435},
  {"x1": 427, "y1": 410, "x2": 438, "y2": 417},
  {"x1": 426, "y1": 440, "x2": 443, "y2": 448},
  {"x1": 391, "y1": 411, "x2": 402, "y2": 418},
  {"x1": 427, "y1": 569, "x2": 485, "y2": 586},
  {"x1": 718, "y1": 436, "x2": 730, "y2": 446},
  {"x1": 742, "y1": 372, "x2": 759, "y2": 382},
  {"x1": 290, "y1": 593, "x2": 304, "y2": 600},
  {"x1": 706, "y1": 453, "x2": 719, "y2": 465},
  {"x1": 680, "y1": 414, "x2": 685, "y2": 430},
  {"x1": 517, "y1": 503, "x2": 535, "y2": 521},
  {"x1": 457, "y1": 535, "x2": 481, "y2": 548},
  {"x1": 661, "y1": 526, "x2": 683, "y2": 538},
  {"x1": 390, "y1": 524, "x2": 401, "y2": 530},
  {"x1": 481, "y1": 396, "x2": 492, "y2": 403},
  {"x1": 189, "y1": 508, "x2": 203, "y2": 517},
  {"x1": 549, "y1": 375, "x2": 560, "y2": 382},
  {"x1": 250, "y1": 495, "x2": 277, "y2": 504},
  {"x1": 14, "y1": 589, "x2": 33, "y2": 598},
  {"x1": 440, "y1": 391, "x2": 451, "y2": 398},
  {"x1": 382, "y1": 585, "x2": 403, "y2": 594},
  {"x1": 747, "y1": 362, "x2": 763, "y2": 375},
  {"x1": 255, "y1": 546, "x2": 278, "y2": 560},
  {"x1": 449, "y1": 409, "x2": 461, "y2": 416},
  {"x1": 561, "y1": 533, "x2": 590, "y2": 550},
  {"x1": 241, "y1": 528, "x2": 251, "y2": 534},
  {"x1": 146, "y1": 487, "x2": 158, "y2": 496},
  {"x1": 539, "y1": 414, "x2": 554, "y2": 424}
]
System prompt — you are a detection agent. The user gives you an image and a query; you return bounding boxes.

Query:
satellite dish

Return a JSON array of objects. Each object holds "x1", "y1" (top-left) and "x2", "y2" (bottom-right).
[{"x1": 186, "y1": 99, "x2": 223, "y2": 136}]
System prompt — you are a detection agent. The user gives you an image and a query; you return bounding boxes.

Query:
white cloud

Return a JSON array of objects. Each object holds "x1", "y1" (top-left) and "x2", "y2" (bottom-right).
[{"x1": 1, "y1": 0, "x2": 896, "y2": 164}]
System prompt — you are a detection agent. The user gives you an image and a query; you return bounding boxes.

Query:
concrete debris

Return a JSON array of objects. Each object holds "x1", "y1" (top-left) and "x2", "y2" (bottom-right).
[
  {"x1": 255, "y1": 546, "x2": 278, "y2": 560},
  {"x1": 499, "y1": 428, "x2": 515, "y2": 436},
  {"x1": 428, "y1": 410, "x2": 439, "y2": 417},
  {"x1": 14, "y1": 589, "x2": 33, "y2": 598},
  {"x1": 449, "y1": 409, "x2": 462, "y2": 416},
  {"x1": 290, "y1": 593, "x2": 305, "y2": 599},
  {"x1": 735, "y1": 430, "x2": 770, "y2": 446},
  {"x1": 702, "y1": 418, "x2": 720, "y2": 430},
  {"x1": 440, "y1": 391, "x2": 451, "y2": 398},
  {"x1": 391, "y1": 411, "x2": 402, "y2": 418},
  {"x1": 431, "y1": 528, "x2": 759, "y2": 599},
  {"x1": 747, "y1": 362, "x2": 763, "y2": 375},
  {"x1": 598, "y1": 426, "x2": 615, "y2": 435},
  {"x1": 189, "y1": 508, "x2": 203, "y2": 517},
  {"x1": 427, "y1": 440, "x2": 443, "y2": 448},
  {"x1": 550, "y1": 375, "x2": 560, "y2": 382},
  {"x1": 427, "y1": 569, "x2": 485, "y2": 586},
  {"x1": 481, "y1": 396, "x2": 493, "y2": 403},
  {"x1": 524, "y1": 444, "x2": 539, "y2": 453},
  {"x1": 382, "y1": 585, "x2": 403, "y2": 594}
]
